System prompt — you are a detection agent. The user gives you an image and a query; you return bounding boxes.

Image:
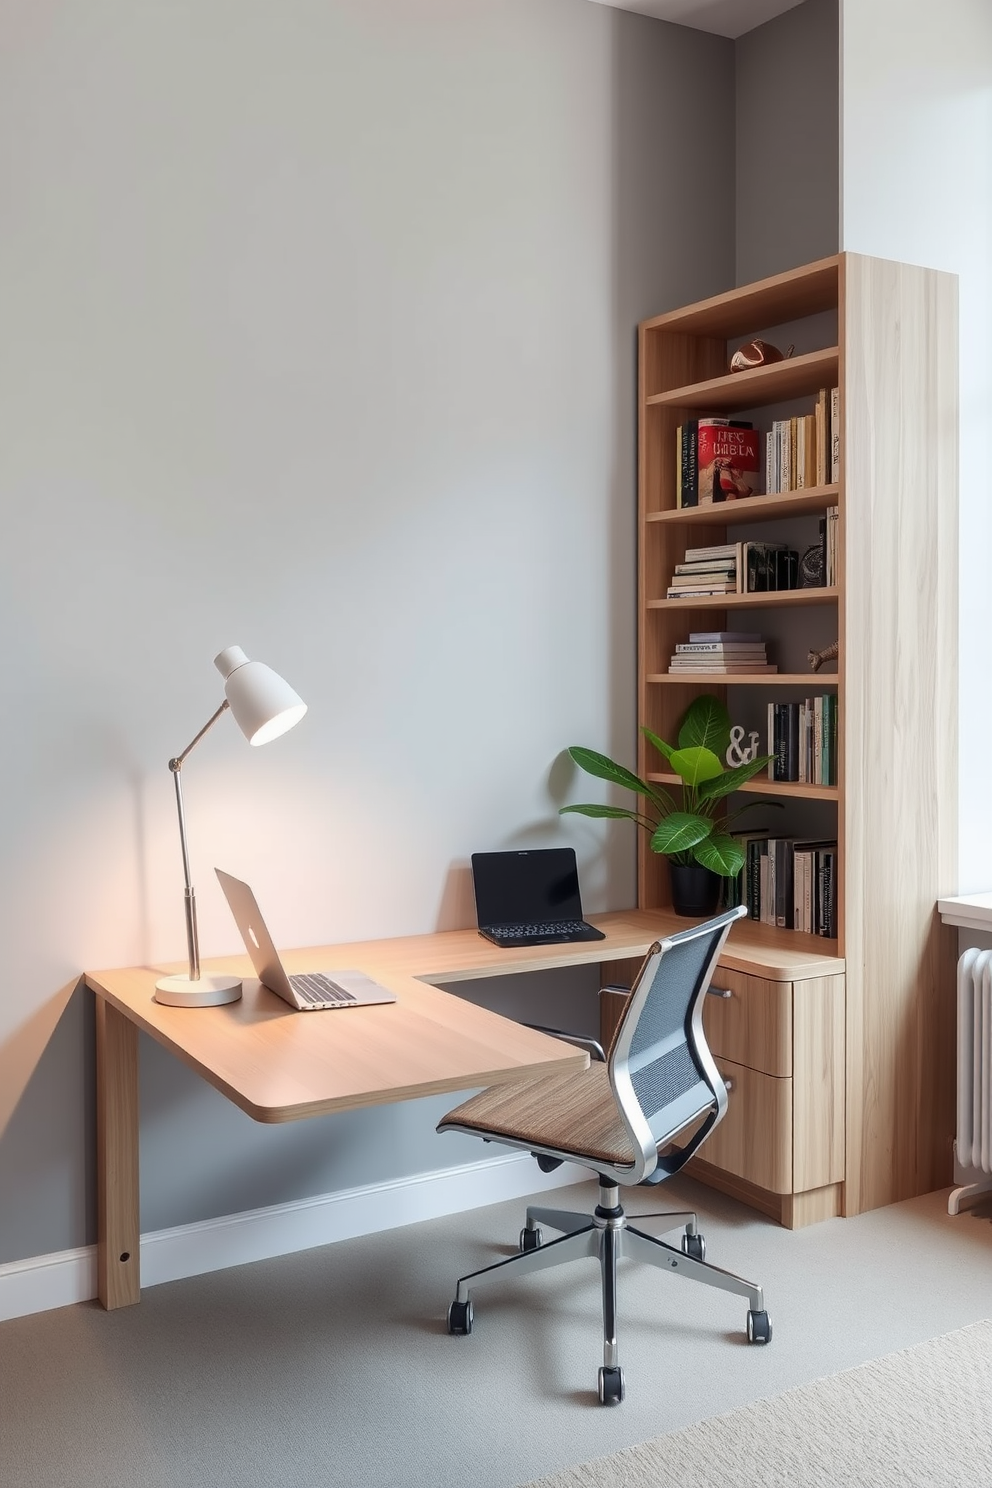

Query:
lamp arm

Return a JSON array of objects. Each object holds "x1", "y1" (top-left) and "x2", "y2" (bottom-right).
[{"x1": 167, "y1": 699, "x2": 231, "y2": 983}]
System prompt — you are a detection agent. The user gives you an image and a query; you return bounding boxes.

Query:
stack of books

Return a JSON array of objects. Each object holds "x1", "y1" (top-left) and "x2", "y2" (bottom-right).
[
  {"x1": 666, "y1": 543, "x2": 739, "y2": 598},
  {"x1": 668, "y1": 630, "x2": 776, "y2": 675},
  {"x1": 766, "y1": 696, "x2": 838, "y2": 784},
  {"x1": 765, "y1": 387, "x2": 839, "y2": 494}
]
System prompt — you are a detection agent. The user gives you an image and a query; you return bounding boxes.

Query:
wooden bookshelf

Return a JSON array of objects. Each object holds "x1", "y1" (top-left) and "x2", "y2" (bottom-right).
[{"x1": 634, "y1": 253, "x2": 958, "y2": 1227}]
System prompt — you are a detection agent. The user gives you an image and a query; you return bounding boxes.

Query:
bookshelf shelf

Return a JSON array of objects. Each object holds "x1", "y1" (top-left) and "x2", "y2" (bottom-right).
[
  {"x1": 646, "y1": 673, "x2": 838, "y2": 687},
  {"x1": 647, "y1": 486, "x2": 838, "y2": 526},
  {"x1": 647, "y1": 589, "x2": 839, "y2": 611},
  {"x1": 646, "y1": 347, "x2": 840, "y2": 413},
  {"x1": 635, "y1": 252, "x2": 957, "y2": 1229},
  {"x1": 649, "y1": 772, "x2": 838, "y2": 802}
]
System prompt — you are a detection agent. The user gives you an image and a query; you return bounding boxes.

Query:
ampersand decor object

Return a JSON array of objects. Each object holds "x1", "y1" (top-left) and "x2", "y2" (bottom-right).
[{"x1": 726, "y1": 726, "x2": 761, "y2": 768}]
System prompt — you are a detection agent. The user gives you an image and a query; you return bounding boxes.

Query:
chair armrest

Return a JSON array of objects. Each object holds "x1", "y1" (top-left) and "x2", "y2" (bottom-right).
[
  {"x1": 642, "y1": 1104, "x2": 722, "y2": 1185},
  {"x1": 521, "y1": 1023, "x2": 605, "y2": 1063}
]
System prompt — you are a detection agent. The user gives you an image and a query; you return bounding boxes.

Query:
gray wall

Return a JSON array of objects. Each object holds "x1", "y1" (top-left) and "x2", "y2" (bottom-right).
[
  {"x1": 735, "y1": 0, "x2": 840, "y2": 284},
  {"x1": 0, "y1": 0, "x2": 739, "y2": 1263}
]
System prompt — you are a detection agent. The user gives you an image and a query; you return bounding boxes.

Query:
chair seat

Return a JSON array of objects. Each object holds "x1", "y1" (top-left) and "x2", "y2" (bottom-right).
[{"x1": 440, "y1": 1062, "x2": 638, "y2": 1168}]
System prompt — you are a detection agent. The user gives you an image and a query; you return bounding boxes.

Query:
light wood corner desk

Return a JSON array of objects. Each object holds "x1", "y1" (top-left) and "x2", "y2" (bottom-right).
[{"x1": 85, "y1": 908, "x2": 843, "y2": 1309}]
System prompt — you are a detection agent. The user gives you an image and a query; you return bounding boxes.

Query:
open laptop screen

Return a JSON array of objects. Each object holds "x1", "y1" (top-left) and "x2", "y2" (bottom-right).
[{"x1": 471, "y1": 848, "x2": 584, "y2": 928}]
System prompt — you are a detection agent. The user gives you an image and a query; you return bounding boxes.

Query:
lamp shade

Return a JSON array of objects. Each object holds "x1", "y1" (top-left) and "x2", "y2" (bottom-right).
[{"x1": 214, "y1": 645, "x2": 307, "y2": 747}]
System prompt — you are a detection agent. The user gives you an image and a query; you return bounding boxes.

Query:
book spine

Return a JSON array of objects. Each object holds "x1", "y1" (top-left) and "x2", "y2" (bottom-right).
[
  {"x1": 676, "y1": 423, "x2": 683, "y2": 509},
  {"x1": 786, "y1": 703, "x2": 799, "y2": 781},
  {"x1": 747, "y1": 839, "x2": 763, "y2": 920},
  {"x1": 774, "y1": 704, "x2": 788, "y2": 781},
  {"x1": 767, "y1": 700, "x2": 775, "y2": 781},
  {"x1": 830, "y1": 387, "x2": 840, "y2": 481},
  {"x1": 684, "y1": 419, "x2": 699, "y2": 507},
  {"x1": 766, "y1": 430, "x2": 776, "y2": 496}
]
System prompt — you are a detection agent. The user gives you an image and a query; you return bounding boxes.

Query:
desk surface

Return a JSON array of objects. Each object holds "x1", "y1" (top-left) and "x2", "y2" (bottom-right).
[{"x1": 85, "y1": 908, "x2": 843, "y2": 1125}]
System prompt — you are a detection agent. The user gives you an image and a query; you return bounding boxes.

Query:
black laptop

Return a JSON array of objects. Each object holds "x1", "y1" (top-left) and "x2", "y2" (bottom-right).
[{"x1": 471, "y1": 847, "x2": 606, "y2": 948}]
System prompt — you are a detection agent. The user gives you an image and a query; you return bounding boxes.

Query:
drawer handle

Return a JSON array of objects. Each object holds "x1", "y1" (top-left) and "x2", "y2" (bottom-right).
[{"x1": 708, "y1": 986, "x2": 733, "y2": 1000}]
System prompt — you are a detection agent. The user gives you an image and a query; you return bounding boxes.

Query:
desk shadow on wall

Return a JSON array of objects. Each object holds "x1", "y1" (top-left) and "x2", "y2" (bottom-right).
[{"x1": 0, "y1": 979, "x2": 95, "y2": 1261}]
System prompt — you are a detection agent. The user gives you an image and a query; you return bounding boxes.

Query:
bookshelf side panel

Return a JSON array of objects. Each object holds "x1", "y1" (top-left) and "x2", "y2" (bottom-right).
[{"x1": 843, "y1": 252, "x2": 958, "y2": 1215}]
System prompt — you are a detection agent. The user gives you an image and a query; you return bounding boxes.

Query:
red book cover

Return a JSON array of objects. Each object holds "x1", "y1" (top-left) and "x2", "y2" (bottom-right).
[{"x1": 697, "y1": 420, "x2": 760, "y2": 504}]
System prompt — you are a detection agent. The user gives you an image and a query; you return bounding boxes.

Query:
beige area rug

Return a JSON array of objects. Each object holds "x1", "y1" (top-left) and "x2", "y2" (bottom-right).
[{"x1": 521, "y1": 1318, "x2": 992, "y2": 1488}]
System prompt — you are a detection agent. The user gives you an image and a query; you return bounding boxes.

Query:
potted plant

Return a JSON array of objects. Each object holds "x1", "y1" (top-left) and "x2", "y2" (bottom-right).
[{"x1": 560, "y1": 695, "x2": 773, "y2": 917}]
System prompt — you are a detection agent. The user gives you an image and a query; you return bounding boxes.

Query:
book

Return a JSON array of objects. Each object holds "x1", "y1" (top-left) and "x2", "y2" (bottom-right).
[
  {"x1": 669, "y1": 572, "x2": 736, "y2": 586},
  {"x1": 679, "y1": 418, "x2": 699, "y2": 507},
  {"x1": 689, "y1": 630, "x2": 762, "y2": 642},
  {"x1": 673, "y1": 559, "x2": 737, "y2": 574},
  {"x1": 674, "y1": 642, "x2": 768, "y2": 654},
  {"x1": 815, "y1": 388, "x2": 828, "y2": 486},
  {"x1": 696, "y1": 419, "x2": 760, "y2": 504},
  {"x1": 830, "y1": 387, "x2": 840, "y2": 481},
  {"x1": 683, "y1": 543, "x2": 739, "y2": 562},
  {"x1": 667, "y1": 661, "x2": 777, "y2": 673},
  {"x1": 666, "y1": 584, "x2": 737, "y2": 598},
  {"x1": 675, "y1": 422, "x2": 683, "y2": 508}
]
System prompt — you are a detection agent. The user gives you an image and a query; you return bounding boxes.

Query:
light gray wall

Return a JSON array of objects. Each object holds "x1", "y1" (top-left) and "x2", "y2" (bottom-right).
[
  {"x1": 735, "y1": 0, "x2": 839, "y2": 284},
  {"x1": 0, "y1": 0, "x2": 736, "y2": 1263},
  {"x1": 840, "y1": 0, "x2": 992, "y2": 896}
]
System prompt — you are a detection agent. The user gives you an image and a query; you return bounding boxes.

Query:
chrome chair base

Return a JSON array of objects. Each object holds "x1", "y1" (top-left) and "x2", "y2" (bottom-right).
[{"x1": 447, "y1": 1177, "x2": 770, "y2": 1403}]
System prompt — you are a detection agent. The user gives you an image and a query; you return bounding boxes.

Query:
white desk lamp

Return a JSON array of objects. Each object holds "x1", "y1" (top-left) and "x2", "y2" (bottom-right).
[{"x1": 154, "y1": 645, "x2": 307, "y2": 1008}]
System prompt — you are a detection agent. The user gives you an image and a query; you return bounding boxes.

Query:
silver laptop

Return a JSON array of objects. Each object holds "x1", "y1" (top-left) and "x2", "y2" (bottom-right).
[{"x1": 215, "y1": 869, "x2": 396, "y2": 1011}]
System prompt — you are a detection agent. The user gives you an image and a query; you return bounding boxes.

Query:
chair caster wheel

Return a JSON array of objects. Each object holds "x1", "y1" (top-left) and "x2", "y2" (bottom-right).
[
  {"x1": 598, "y1": 1366, "x2": 625, "y2": 1405},
  {"x1": 747, "y1": 1309, "x2": 772, "y2": 1344},
  {"x1": 447, "y1": 1299, "x2": 473, "y2": 1335},
  {"x1": 520, "y1": 1226, "x2": 543, "y2": 1252},
  {"x1": 681, "y1": 1231, "x2": 706, "y2": 1261}
]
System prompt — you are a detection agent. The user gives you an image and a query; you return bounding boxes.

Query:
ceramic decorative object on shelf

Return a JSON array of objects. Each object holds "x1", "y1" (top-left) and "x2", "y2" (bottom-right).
[
  {"x1": 729, "y1": 339, "x2": 794, "y2": 373},
  {"x1": 808, "y1": 640, "x2": 839, "y2": 672}
]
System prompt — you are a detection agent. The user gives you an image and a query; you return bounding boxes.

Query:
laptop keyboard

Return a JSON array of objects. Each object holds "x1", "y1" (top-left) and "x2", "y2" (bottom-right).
[
  {"x1": 289, "y1": 973, "x2": 357, "y2": 1005},
  {"x1": 487, "y1": 921, "x2": 589, "y2": 942}
]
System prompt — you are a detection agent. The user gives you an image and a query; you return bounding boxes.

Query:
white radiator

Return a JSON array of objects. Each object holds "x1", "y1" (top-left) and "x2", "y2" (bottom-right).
[{"x1": 949, "y1": 948, "x2": 992, "y2": 1214}]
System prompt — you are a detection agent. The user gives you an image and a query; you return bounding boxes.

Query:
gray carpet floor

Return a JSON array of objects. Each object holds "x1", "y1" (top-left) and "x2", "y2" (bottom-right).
[
  {"x1": 3, "y1": 1176, "x2": 992, "y2": 1488},
  {"x1": 522, "y1": 1317, "x2": 992, "y2": 1488}
]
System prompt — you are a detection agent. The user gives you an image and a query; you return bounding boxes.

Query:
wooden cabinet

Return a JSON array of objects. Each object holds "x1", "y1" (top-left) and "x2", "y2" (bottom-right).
[{"x1": 633, "y1": 254, "x2": 958, "y2": 1222}]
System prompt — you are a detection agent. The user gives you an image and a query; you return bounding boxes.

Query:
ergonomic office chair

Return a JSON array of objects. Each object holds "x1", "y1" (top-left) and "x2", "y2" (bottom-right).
[{"x1": 437, "y1": 903, "x2": 771, "y2": 1405}]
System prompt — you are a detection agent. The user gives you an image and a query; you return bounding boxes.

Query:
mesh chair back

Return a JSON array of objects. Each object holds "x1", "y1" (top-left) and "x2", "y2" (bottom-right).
[{"x1": 608, "y1": 905, "x2": 745, "y2": 1182}]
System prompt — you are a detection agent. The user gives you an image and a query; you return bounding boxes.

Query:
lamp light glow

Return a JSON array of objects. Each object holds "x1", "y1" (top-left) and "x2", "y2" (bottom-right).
[{"x1": 154, "y1": 646, "x2": 307, "y2": 1009}]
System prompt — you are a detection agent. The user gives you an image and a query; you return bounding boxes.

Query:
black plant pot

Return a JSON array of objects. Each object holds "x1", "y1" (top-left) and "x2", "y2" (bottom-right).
[{"x1": 668, "y1": 861, "x2": 722, "y2": 918}]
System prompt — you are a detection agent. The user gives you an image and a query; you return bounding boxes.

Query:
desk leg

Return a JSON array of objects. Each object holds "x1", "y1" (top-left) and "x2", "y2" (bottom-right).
[{"x1": 95, "y1": 999, "x2": 140, "y2": 1308}]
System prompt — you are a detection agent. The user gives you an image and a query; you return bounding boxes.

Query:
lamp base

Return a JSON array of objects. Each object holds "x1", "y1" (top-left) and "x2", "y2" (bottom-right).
[{"x1": 153, "y1": 973, "x2": 243, "y2": 1007}]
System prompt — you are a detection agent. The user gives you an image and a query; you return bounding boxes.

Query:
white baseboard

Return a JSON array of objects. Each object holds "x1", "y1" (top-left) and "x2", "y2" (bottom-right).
[{"x1": 0, "y1": 1152, "x2": 590, "y2": 1322}]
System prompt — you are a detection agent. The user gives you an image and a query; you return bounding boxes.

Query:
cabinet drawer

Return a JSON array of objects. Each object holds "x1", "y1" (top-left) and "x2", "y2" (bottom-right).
[
  {"x1": 702, "y1": 1059, "x2": 793, "y2": 1194},
  {"x1": 703, "y1": 969, "x2": 792, "y2": 1077}
]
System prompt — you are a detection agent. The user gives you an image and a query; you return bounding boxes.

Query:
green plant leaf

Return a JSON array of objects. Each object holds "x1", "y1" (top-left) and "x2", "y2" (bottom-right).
[
  {"x1": 692, "y1": 831, "x2": 745, "y2": 877},
  {"x1": 668, "y1": 745, "x2": 724, "y2": 787},
  {"x1": 650, "y1": 812, "x2": 713, "y2": 855},
  {"x1": 559, "y1": 803, "x2": 655, "y2": 830},
  {"x1": 698, "y1": 754, "x2": 774, "y2": 800},
  {"x1": 677, "y1": 694, "x2": 731, "y2": 756},
  {"x1": 566, "y1": 747, "x2": 665, "y2": 806},
  {"x1": 640, "y1": 725, "x2": 674, "y2": 764}
]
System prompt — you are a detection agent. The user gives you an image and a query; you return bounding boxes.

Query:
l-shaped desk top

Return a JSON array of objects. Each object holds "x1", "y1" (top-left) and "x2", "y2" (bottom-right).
[
  {"x1": 85, "y1": 907, "x2": 843, "y2": 1308},
  {"x1": 85, "y1": 907, "x2": 843, "y2": 1124}
]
